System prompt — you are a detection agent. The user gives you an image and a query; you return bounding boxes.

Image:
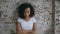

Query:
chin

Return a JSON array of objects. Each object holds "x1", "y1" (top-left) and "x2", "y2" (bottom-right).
[{"x1": 25, "y1": 16, "x2": 29, "y2": 17}]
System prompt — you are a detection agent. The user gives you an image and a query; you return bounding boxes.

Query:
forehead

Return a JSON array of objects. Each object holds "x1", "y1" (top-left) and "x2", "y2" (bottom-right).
[{"x1": 24, "y1": 8, "x2": 30, "y2": 11}]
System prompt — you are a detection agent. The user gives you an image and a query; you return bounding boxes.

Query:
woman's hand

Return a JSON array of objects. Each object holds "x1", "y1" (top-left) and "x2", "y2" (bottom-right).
[
  {"x1": 28, "y1": 31, "x2": 36, "y2": 34},
  {"x1": 27, "y1": 30, "x2": 36, "y2": 34},
  {"x1": 22, "y1": 30, "x2": 31, "y2": 33},
  {"x1": 20, "y1": 30, "x2": 30, "y2": 34},
  {"x1": 20, "y1": 30, "x2": 36, "y2": 34}
]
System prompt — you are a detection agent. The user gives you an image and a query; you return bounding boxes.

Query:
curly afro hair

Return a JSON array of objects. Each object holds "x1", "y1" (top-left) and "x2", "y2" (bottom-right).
[{"x1": 17, "y1": 3, "x2": 35, "y2": 19}]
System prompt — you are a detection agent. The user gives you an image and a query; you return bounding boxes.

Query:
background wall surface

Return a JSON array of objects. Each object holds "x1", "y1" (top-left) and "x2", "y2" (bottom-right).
[{"x1": 0, "y1": 0, "x2": 60, "y2": 34}]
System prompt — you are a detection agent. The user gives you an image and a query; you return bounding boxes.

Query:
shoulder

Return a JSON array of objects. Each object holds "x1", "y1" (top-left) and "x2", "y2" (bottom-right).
[
  {"x1": 32, "y1": 17, "x2": 36, "y2": 19},
  {"x1": 31, "y1": 17, "x2": 36, "y2": 23},
  {"x1": 17, "y1": 17, "x2": 23, "y2": 23},
  {"x1": 32, "y1": 17, "x2": 36, "y2": 20}
]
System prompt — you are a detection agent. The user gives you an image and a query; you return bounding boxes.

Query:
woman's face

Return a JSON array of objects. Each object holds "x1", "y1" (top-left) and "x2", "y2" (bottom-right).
[{"x1": 24, "y1": 8, "x2": 30, "y2": 18}]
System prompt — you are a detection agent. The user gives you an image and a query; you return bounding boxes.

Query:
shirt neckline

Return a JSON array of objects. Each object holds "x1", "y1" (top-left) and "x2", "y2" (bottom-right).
[{"x1": 23, "y1": 17, "x2": 32, "y2": 22}]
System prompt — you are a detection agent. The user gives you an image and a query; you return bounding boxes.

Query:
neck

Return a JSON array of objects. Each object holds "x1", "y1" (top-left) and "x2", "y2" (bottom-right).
[{"x1": 24, "y1": 16, "x2": 30, "y2": 21}]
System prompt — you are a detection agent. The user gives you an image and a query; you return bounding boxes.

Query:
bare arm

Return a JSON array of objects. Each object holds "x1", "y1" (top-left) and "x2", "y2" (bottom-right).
[
  {"x1": 16, "y1": 22, "x2": 30, "y2": 34},
  {"x1": 28, "y1": 23, "x2": 37, "y2": 34},
  {"x1": 16, "y1": 22, "x2": 22, "y2": 34},
  {"x1": 32, "y1": 23, "x2": 37, "y2": 32}
]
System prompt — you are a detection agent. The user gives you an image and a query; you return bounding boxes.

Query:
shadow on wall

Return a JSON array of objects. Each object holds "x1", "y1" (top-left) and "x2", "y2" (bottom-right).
[
  {"x1": 10, "y1": 30, "x2": 16, "y2": 34},
  {"x1": 55, "y1": 0, "x2": 60, "y2": 1},
  {"x1": 0, "y1": 10, "x2": 3, "y2": 17}
]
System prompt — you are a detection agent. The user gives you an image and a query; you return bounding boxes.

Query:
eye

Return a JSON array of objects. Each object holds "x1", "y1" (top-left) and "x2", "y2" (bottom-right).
[{"x1": 24, "y1": 8, "x2": 30, "y2": 13}]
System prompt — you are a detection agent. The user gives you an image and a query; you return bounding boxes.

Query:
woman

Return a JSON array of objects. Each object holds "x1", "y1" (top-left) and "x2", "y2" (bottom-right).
[{"x1": 16, "y1": 3, "x2": 37, "y2": 34}]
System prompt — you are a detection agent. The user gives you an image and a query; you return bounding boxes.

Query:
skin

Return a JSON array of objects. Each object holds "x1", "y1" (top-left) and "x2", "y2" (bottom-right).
[{"x1": 16, "y1": 8, "x2": 37, "y2": 34}]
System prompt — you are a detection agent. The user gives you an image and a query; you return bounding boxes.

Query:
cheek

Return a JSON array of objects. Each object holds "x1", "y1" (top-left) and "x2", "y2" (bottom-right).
[
  {"x1": 28, "y1": 12, "x2": 30, "y2": 15},
  {"x1": 29, "y1": 12, "x2": 30, "y2": 15}
]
